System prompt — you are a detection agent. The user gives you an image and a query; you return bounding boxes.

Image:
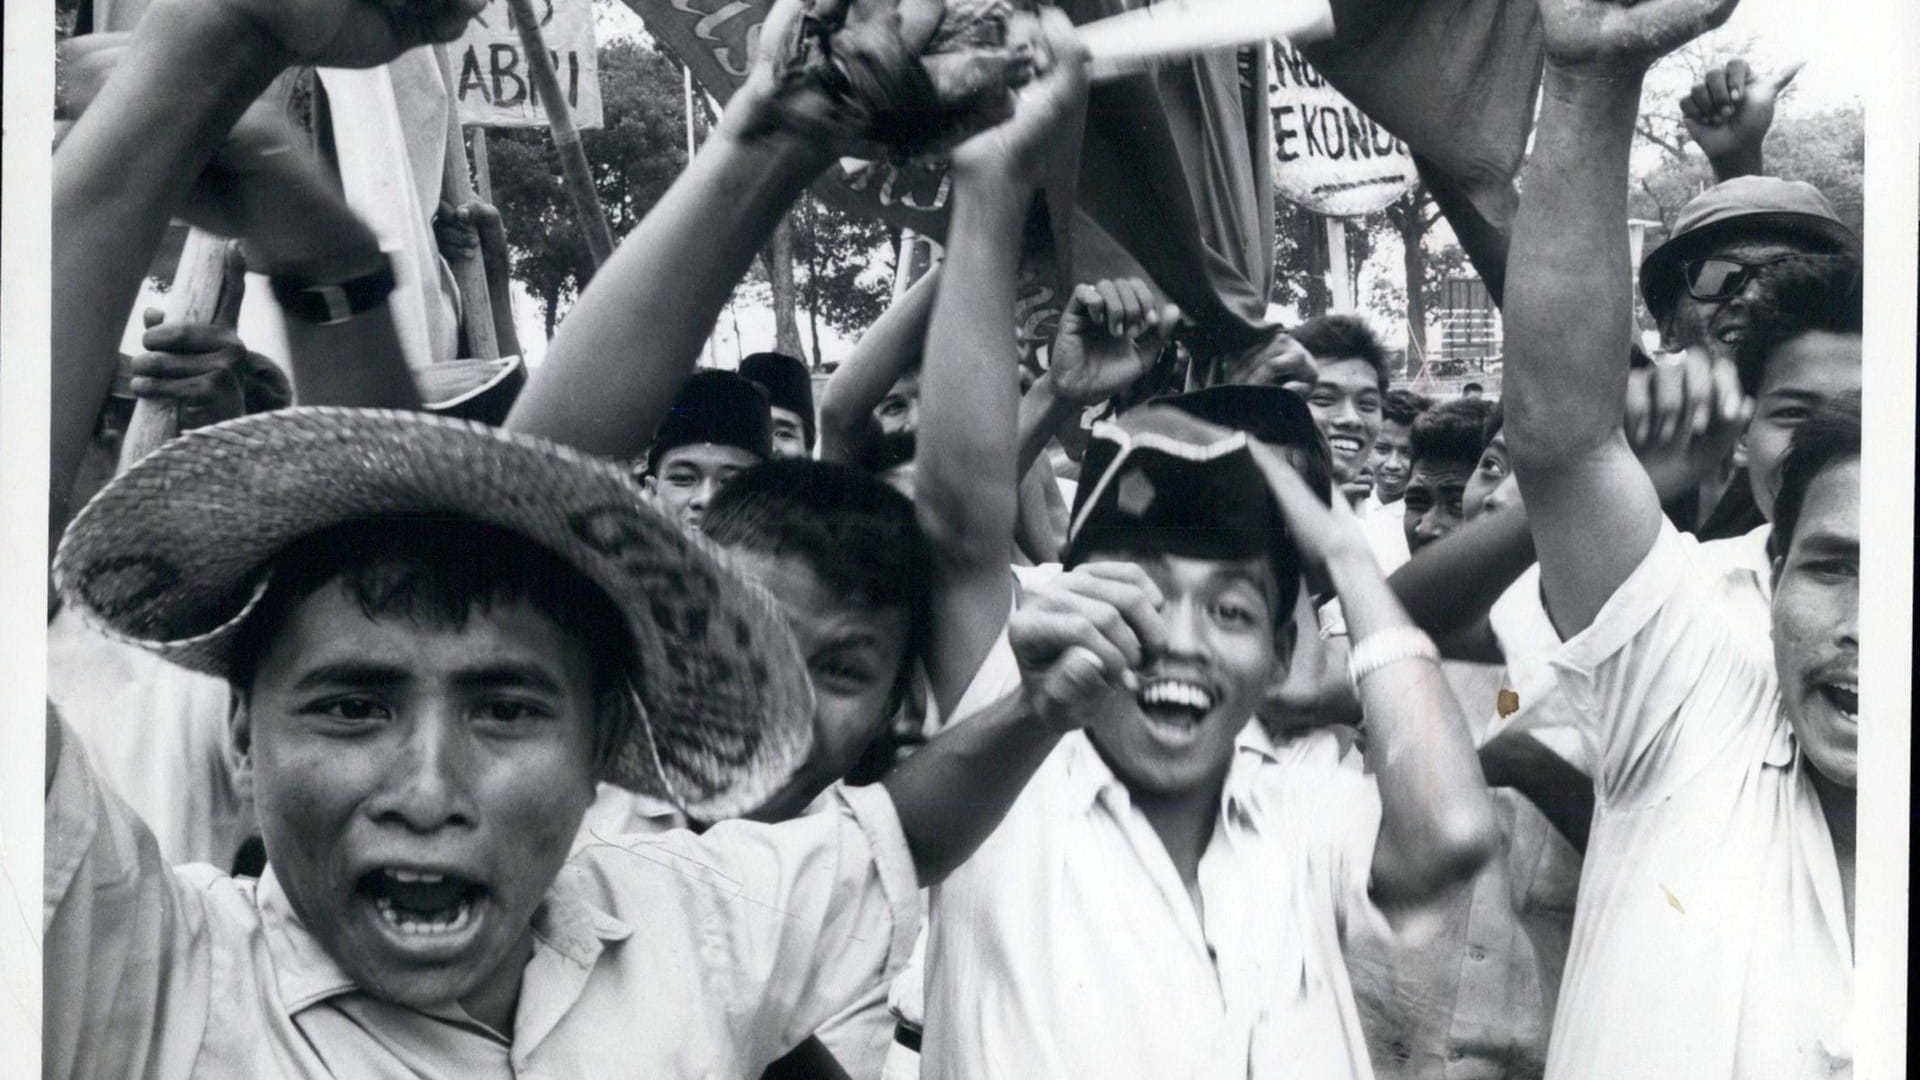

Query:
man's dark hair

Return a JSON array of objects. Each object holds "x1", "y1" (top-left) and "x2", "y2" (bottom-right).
[
  {"x1": 853, "y1": 421, "x2": 917, "y2": 477},
  {"x1": 1290, "y1": 314, "x2": 1390, "y2": 394},
  {"x1": 1382, "y1": 388, "x2": 1431, "y2": 428},
  {"x1": 1462, "y1": 382, "x2": 1484, "y2": 394},
  {"x1": 1482, "y1": 399, "x2": 1505, "y2": 445},
  {"x1": 1736, "y1": 253, "x2": 1864, "y2": 397},
  {"x1": 227, "y1": 517, "x2": 636, "y2": 771},
  {"x1": 1410, "y1": 398, "x2": 1494, "y2": 468},
  {"x1": 704, "y1": 459, "x2": 932, "y2": 680},
  {"x1": 1769, "y1": 391, "x2": 1861, "y2": 561}
]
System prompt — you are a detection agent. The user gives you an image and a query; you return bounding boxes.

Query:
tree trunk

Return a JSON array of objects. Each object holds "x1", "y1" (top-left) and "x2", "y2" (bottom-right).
[
  {"x1": 544, "y1": 286, "x2": 559, "y2": 339},
  {"x1": 767, "y1": 216, "x2": 803, "y2": 357},
  {"x1": 805, "y1": 200, "x2": 824, "y2": 370},
  {"x1": 1401, "y1": 217, "x2": 1427, "y2": 378}
]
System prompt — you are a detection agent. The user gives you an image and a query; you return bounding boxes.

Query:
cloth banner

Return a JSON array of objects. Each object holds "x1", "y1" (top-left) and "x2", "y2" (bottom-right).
[{"x1": 1268, "y1": 40, "x2": 1418, "y2": 217}]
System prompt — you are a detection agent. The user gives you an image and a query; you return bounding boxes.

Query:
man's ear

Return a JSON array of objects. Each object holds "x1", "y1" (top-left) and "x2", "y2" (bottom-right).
[
  {"x1": 229, "y1": 690, "x2": 255, "y2": 804},
  {"x1": 1733, "y1": 430, "x2": 1750, "y2": 470},
  {"x1": 641, "y1": 474, "x2": 659, "y2": 501}
]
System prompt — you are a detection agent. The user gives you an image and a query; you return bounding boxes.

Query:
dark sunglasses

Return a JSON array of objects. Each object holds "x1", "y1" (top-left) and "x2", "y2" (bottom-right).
[{"x1": 1679, "y1": 253, "x2": 1802, "y2": 302}]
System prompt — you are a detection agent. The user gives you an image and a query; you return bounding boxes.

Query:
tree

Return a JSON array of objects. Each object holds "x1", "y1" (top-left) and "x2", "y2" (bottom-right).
[
  {"x1": 791, "y1": 194, "x2": 894, "y2": 362},
  {"x1": 487, "y1": 38, "x2": 693, "y2": 334},
  {"x1": 1379, "y1": 186, "x2": 1442, "y2": 364}
]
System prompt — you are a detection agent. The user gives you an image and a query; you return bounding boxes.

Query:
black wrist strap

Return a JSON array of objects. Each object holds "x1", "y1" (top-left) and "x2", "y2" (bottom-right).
[{"x1": 270, "y1": 254, "x2": 397, "y2": 325}]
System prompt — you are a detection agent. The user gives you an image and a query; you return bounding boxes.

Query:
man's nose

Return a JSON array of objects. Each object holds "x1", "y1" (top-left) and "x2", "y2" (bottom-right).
[{"x1": 370, "y1": 711, "x2": 478, "y2": 833}]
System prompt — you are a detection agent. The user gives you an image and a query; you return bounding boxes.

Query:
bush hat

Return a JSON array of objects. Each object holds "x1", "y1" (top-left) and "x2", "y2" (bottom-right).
[{"x1": 52, "y1": 406, "x2": 814, "y2": 820}]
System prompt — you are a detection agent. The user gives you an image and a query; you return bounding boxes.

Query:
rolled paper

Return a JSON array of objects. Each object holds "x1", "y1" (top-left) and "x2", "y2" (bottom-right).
[{"x1": 1079, "y1": 0, "x2": 1336, "y2": 82}]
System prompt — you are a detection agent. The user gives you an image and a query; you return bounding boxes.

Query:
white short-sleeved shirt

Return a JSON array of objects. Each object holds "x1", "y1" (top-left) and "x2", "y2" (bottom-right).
[
  {"x1": 1360, "y1": 493, "x2": 1413, "y2": 574},
  {"x1": 920, "y1": 724, "x2": 1385, "y2": 1080},
  {"x1": 1488, "y1": 522, "x2": 1774, "y2": 775},
  {"x1": 1532, "y1": 523, "x2": 1851, "y2": 1078},
  {"x1": 45, "y1": 725, "x2": 921, "y2": 1079}
]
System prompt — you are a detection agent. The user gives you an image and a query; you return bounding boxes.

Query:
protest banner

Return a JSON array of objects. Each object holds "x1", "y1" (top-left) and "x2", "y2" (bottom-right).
[
  {"x1": 1268, "y1": 40, "x2": 1417, "y2": 217},
  {"x1": 453, "y1": 0, "x2": 604, "y2": 130}
]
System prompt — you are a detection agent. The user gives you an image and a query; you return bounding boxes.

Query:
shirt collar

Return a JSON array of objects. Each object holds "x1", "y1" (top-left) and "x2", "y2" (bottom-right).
[
  {"x1": 257, "y1": 862, "x2": 635, "y2": 1018},
  {"x1": 1060, "y1": 722, "x2": 1279, "y2": 827}
]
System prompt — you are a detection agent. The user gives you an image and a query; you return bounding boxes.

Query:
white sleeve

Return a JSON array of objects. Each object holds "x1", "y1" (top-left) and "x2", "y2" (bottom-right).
[{"x1": 1542, "y1": 522, "x2": 1777, "y2": 809}]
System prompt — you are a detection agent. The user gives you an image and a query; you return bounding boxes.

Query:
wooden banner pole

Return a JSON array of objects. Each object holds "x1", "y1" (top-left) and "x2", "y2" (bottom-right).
[
  {"x1": 506, "y1": 0, "x2": 616, "y2": 269},
  {"x1": 434, "y1": 44, "x2": 502, "y2": 360},
  {"x1": 1324, "y1": 216, "x2": 1353, "y2": 311},
  {"x1": 116, "y1": 69, "x2": 302, "y2": 472},
  {"x1": 471, "y1": 126, "x2": 494, "y2": 204}
]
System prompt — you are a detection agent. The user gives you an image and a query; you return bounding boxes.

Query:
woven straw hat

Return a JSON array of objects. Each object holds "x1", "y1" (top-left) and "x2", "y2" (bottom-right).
[{"x1": 52, "y1": 407, "x2": 814, "y2": 820}]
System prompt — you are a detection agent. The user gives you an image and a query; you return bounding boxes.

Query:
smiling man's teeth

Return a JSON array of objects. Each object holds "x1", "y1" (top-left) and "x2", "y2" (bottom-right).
[
  {"x1": 1139, "y1": 680, "x2": 1213, "y2": 712},
  {"x1": 375, "y1": 894, "x2": 475, "y2": 935}
]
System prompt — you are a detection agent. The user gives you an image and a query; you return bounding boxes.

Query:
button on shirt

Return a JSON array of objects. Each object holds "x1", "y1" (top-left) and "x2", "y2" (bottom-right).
[
  {"x1": 44, "y1": 725, "x2": 921, "y2": 1079},
  {"x1": 920, "y1": 724, "x2": 1386, "y2": 1080},
  {"x1": 1529, "y1": 523, "x2": 1851, "y2": 1078}
]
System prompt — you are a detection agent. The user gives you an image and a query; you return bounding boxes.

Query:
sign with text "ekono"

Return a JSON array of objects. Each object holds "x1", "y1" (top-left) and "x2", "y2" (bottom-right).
[
  {"x1": 453, "y1": 0, "x2": 604, "y2": 129},
  {"x1": 1269, "y1": 40, "x2": 1416, "y2": 217}
]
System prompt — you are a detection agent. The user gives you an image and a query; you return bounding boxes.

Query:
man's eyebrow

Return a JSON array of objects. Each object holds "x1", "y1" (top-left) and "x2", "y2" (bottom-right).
[
  {"x1": 1760, "y1": 387, "x2": 1825, "y2": 403},
  {"x1": 454, "y1": 662, "x2": 569, "y2": 694},
  {"x1": 291, "y1": 662, "x2": 411, "y2": 691},
  {"x1": 1792, "y1": 529, "x2": 1859, "y2": 558}
]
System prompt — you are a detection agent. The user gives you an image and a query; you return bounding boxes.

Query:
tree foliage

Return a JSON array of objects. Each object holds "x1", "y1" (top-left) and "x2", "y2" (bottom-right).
[{"x1": 486, "y1": 38, "x2": 692, "y2": 334}]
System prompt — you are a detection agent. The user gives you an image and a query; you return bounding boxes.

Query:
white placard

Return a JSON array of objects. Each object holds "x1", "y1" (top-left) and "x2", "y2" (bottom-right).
[
  {"x1": 1269, "y1": 41, "x2": 1418, "y2": 217},
  {"x1": 452, "y1": 0, "x2": 603, "y2": 130}
]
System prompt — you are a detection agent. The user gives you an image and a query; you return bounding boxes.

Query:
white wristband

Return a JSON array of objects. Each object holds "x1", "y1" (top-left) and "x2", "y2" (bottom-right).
[{"x1": 1347, "y1": 626, "x2": 1440, "y2": 690}]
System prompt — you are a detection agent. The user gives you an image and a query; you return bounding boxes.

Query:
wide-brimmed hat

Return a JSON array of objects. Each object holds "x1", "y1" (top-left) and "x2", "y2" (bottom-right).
[
  {"x1": 419, "y1": 354, "x2": 527, "y2": 427},
  {"x1": 52, "y1": 407, "x2": 814, "y2": 820},
  {"x1": 1639, "y1": 176, "x2": 1855, "y2": 319}
]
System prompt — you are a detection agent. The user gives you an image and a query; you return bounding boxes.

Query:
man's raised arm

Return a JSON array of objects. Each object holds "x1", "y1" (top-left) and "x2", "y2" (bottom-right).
[{"x1": 1504, "y1": 0, "x2": 1739, "y2": 638}]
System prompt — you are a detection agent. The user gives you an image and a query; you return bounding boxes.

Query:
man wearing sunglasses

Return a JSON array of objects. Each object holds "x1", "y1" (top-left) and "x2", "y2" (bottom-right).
[{"x1": 1640, "y1": 175, "x2": 1854, "y2": 359}]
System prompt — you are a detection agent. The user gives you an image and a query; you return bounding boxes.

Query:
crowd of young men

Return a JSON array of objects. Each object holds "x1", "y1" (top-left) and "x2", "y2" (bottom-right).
[{"x1": 43, "y1": 0, "x2": 1863, "y2": 1074}]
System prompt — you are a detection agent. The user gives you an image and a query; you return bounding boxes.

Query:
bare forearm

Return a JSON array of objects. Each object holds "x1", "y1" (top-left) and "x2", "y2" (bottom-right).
[
  {"x1": 1016, "y1": 373, "x2": 1077, "y2": 478},
  {"x1": 1013, "y1": 458, "x2": 1065, "y2": 564},
  {"x1": 1504, "y1": 65, "x2": 1643, "y2": 473},
  {"x1": 1709, "y1": 144, "x2": 1763, "y2": 182},
  {"x1": 282, "y1": 306, "x2": 422, "y2": 409},
  {"x1": 508, "y1": 123, "x2": 831, "y2": 456},
  {"x1": 52, "y1": 0, "x2": 280, "y2": 536},
  {"x1": 1333, "y1": 551, "x2": 1495, "y2": 899},
  {"x1": 1480, "y1": 732, "x2": 1594, "y2": 852},
  {"x1": 1388, "y1": 503, "x2": 1535, "y2": 646},
  {"x1": 916, "y1": 176, "x2": 1025, "y2": 568},
  {"x1": 818, "y1": 267, "x2": 941, "y2": 462},
  {"x1": 880, "y1": 690, "x2": 1061, "y2": 884}
]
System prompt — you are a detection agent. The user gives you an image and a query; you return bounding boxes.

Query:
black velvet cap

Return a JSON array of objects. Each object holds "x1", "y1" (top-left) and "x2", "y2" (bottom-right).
[
  {"x1": 739, "y1": 352, "x2": 817, "y2": 444},
  {"x1": 647, "y1": 370, "x2": 773, "y2": 474},
  {"x1": 1065, "y1": 385, "x2": 1326, "y2": 619}
]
